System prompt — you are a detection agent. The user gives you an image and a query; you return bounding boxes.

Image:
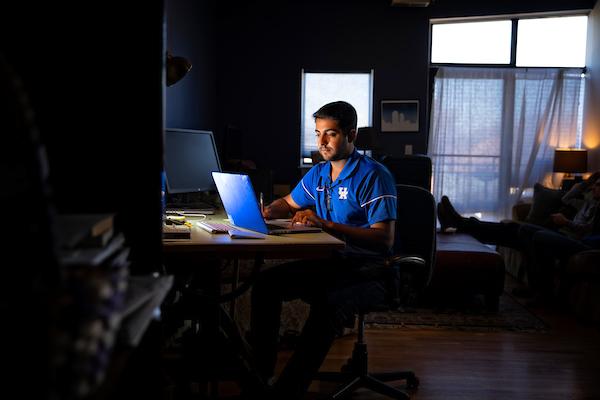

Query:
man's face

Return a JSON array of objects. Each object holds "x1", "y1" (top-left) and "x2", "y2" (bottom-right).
[{"x1": 315, "y1": 118, "x2": 354, "y2": 162}]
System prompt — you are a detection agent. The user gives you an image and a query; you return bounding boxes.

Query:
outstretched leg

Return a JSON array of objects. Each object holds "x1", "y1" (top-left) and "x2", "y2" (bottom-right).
[{"x1": 438, "y1": 195, "x2": 522, "y2": 248}]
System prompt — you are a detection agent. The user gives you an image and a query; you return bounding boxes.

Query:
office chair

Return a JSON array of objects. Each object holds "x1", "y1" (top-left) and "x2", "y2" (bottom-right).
[
  {"x1": 381, "y1": 155, "x2": 432, "y2": 192},
  {"x1": 316, "y1": 184, "x2": 436, "y2": 399}
]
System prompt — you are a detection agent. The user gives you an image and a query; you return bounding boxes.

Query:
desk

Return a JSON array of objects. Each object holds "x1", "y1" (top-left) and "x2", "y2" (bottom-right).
[
  {"x1": 161, "y1": 215, "x2": 345, "y2": 398},
  {"x1": 163, "y1": 215, "x2": 345, "y2": 321},
  {"x1": 163, "y1": 215, "x2": 345, "y2": 258}
]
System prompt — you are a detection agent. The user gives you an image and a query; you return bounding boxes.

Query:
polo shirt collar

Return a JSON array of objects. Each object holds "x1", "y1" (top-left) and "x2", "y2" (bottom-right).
[{"x1": 319, "y1": 148, "x2": 362, "y2": 183}]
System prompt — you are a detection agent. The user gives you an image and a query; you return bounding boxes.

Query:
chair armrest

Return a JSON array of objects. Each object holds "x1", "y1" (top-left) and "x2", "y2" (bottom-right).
[
  {"x1": 385, "y1": 255, "x2": 426, "y2": 267},
  {"x1": 384, "y1": 255, "x2": 427, "y2": 309}
]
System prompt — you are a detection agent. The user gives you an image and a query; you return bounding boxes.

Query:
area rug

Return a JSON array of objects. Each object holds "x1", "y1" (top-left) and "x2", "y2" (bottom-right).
[
  {"x1": 364, "y1": 293, "x2": 548, "y2": 332},
  {"x1": 227, "y1": 261, "x2": 547, "y2": 334},
  {"x1": 231, "y1": 290, "x2": 547, "y2": 340}
]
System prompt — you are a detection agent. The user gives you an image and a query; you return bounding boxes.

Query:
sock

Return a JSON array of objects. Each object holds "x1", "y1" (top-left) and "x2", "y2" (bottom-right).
[{"x1": 441, "y1": 196, "x2": 464, "y2": 228}]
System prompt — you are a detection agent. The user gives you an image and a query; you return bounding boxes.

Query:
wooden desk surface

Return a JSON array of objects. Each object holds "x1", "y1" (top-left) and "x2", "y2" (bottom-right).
[{"x1": 163, "y1": 215, "x2": 345, "y2": 259}]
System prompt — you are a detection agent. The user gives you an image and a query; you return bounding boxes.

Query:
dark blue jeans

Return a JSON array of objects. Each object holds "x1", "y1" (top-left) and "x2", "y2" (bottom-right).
[
  {"x1": 528, "y1": 229, "x2": 592, "y2": 296},
  {"x1": 249, "y1": 256, "x2": 388, "y2": 399},
  {"x1": 460, "y1": 219, "x2": 593, "y2": 294},
  {"x1": 459, "y1": 218, "x2": 524, "y2": 249}
]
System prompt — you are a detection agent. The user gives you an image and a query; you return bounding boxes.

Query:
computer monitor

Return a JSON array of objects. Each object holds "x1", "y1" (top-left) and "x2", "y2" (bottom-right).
[{"x1": 164, "y1": 128, "x2": 222, "y2": 194}]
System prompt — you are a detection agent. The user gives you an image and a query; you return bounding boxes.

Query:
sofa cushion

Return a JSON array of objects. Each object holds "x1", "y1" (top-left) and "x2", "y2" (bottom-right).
[
  {"x1": 525, "y1": 183, "x2": 564, "y2": 228},
  {"x1": 431, "y1": 233, "x2": 506, "y2": 309}
]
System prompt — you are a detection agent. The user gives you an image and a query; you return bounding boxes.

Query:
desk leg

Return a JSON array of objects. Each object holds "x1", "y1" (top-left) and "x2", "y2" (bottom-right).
[
  {"x1": 229, "y1": 258, "x2": 240, "y2": 318},
  {"x1": 165, "y1": 254, "x2": 267, "y2": 397},
  {"x1": 170, "y1": 257, "x2": 223, "y2": 399},
  {"x1": 218, "y1": 302, "x2": 267, "y2": 395},
  {"x1": 218, "y1": 254, "x2": 267, "y2": 396}
]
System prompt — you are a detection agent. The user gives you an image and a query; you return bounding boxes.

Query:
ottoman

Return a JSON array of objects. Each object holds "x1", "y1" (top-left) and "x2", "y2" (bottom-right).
[{"x1": 428, "y1": 232, "x2": 506, "y2": 311}]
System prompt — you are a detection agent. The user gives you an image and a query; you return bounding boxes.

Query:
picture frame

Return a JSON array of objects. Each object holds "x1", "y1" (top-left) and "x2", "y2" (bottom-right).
[{"x1": 381, "y1": 100, "x2": 419, "y2": 132}]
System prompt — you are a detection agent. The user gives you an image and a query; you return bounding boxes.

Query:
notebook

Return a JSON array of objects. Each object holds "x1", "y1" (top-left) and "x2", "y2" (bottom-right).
[{"x1": 212, "y1": 172, "x2": 322, "y2": 235}]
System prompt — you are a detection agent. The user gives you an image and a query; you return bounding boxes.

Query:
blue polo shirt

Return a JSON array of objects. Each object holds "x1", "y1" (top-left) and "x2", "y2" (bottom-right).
[{"x1": 290, "y1": 149, "x2": 397, "y2": 256}]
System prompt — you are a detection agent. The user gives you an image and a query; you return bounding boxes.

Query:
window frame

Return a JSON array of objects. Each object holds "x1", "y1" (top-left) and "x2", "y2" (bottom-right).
[
  {"x1": 299, "y1": 69, "x2": 374, "y2": 168},
  {"x1": 429, "y1": 10, "x2": 590, "y2": 69}
]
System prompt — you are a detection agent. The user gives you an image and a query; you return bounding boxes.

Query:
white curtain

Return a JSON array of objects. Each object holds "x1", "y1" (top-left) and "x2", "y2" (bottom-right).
[{"x1": 428, "y1": 67, "x2": 584, "y2": 220}]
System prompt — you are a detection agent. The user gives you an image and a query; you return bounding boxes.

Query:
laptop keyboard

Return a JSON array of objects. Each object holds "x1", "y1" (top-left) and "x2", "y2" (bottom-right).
[
  {"x1": 196, "y1": 221, "x2": 232, "y2": 234},
  {"x1": 197, "y1": 221, "x2": 313, "y2": 234},
  {"x1": 266, "y1": 222, "x2": 312, "y2": 230},
  {"x1": 166, "y1": 208, "x2": 215, "y2": 216},
  {"x1": 266, "y1": 223, "x2": 285, "y2": 230}
]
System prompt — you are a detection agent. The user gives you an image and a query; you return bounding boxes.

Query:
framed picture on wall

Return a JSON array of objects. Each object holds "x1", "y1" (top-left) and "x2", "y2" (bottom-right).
[{"x1": 381, "y1": 100, "x2": 419, "y2": 132}]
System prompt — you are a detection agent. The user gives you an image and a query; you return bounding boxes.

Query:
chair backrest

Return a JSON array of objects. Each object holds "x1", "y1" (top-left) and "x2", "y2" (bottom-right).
[
  {"x1": 381, "y1": 155, "x2": 432, "y2": 192},
  {"x1": 393, "y1": 184, "x2": 437, "y2": 288}
]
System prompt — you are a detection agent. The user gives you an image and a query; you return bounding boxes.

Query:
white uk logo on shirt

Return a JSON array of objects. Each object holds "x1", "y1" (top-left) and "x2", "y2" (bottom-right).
[{"x1": 338, "y1": 187, "x2": 348, "y2": 200}]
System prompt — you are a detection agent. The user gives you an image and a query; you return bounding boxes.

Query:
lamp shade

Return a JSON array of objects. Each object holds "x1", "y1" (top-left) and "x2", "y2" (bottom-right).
[
  {"x1": 166, "y1": 52, "x2": 192, "y2": 87},
  {"x1": 553, "y1": 148, "x2": 588, "y2": 173}
]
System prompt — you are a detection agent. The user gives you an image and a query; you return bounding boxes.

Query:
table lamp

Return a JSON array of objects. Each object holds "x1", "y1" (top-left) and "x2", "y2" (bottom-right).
[{"x1": 553, "y1": 148, "x2": 588, "y2": 190}]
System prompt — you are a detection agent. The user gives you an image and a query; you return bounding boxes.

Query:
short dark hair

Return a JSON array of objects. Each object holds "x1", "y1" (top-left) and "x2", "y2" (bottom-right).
[{"x1": 312, "y1": 101, "x2": 357, "y2": 135}]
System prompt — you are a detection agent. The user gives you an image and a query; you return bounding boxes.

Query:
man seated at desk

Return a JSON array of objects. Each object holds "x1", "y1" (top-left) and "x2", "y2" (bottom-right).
[{"x1": 250, "y1": 101, "x2": 397, "y2": 399}]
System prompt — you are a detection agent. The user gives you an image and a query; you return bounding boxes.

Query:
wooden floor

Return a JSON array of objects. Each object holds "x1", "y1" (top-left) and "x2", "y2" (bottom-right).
[
  {"x1": 211, "y1": 281, "x2": 600, "y2": 400},
  {"x1": 299, "y1": 304, "x2": 600, "y2": 400}
]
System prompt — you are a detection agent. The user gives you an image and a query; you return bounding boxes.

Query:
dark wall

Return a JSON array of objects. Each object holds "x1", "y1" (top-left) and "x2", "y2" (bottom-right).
[
  {"x1": 167, "y1": 0, "x2": 596, "y2": 185},
  {"x1": 585, "y1": 1, "x2": 600, "y2": 171},
  {"x1": 214, "y1": 1, "x2": 430, "y2": 185},
  {"x1": 3, "y1": 1, "x2": 165, "y2": 272},
  {"x1": 166, "y1": 0, "x2": 217, "y2": 131},
  {"x1": 430, "y1": 0, "x2": 595, "y2": 18}
]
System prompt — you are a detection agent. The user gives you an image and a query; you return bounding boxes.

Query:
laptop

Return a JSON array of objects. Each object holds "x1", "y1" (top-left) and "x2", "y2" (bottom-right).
[{"x1": 212, "y1": 172, "x2": 322, "y2": 235}]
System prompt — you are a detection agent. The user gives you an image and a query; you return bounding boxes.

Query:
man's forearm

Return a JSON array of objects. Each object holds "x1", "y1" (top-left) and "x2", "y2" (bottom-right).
[
  {"x1": 267, "y1": 198, "x2": 294, "y2": 219},
  {"x1": 322, "y1": 220, "x2": 394, "y2": 252}
]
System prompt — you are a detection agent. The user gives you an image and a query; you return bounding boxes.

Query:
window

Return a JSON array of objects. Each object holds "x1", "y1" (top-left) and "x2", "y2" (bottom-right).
[
  {"x1": 431, "y1": 14, "x2": 588, "y2": 68},
  {"x1": 516, "y1": 16, "x2": 588, "y2": 67},
  {"x1": 300, "y1": 70, "x2": 373, "y2": 166},
  {"x1": 429, "y1": 13, "x2": 588, "y2": 220},
  {"x1": 431, "y1": 20, "x2": 512, "y2": 64},
  {"x1": 429, "y1": 68, "x2": 584, "y2": 220}
]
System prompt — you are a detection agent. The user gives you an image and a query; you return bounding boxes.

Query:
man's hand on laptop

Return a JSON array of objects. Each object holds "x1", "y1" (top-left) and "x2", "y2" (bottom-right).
[
  {"x1": 262, "y1": 204, "x2": 274, "y2": 220},
  {"x1": 291, "y1": 209, "x2": 326, "y2": 228},
  {"x1": 262, "y1": 203, "x2": 285, "y2": 220},
  {"x1": 262, "y1": 196, "x2": 299, "y2": 220}
]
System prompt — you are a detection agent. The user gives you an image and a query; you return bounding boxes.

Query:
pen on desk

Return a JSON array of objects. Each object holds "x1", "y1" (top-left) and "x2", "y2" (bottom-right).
[{"x1": 260, "y1": 192, "x2": 264, "y2": 215}]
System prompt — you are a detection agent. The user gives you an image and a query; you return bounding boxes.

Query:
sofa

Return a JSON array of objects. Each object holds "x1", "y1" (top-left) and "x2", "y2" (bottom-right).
[
  {"x1": 499, "y1": 182, "x2": 574, "y2": 281},
  {"x1": 497, "y1": 183, "x2": 600, "y2": 325},
  {"x1": 565, "y1": 250, "x2": 600, "y2": 324}
]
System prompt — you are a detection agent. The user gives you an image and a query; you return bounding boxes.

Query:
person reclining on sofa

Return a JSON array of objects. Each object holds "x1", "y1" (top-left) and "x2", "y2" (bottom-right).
[{"x1": 437, "y1": 172, "x2": 600, "y2": 304}]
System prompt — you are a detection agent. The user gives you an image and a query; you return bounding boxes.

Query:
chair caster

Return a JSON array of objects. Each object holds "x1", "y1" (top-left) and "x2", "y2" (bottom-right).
[{"x1": 406, "y1": 375, "x2": 419, "y2": 389}]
